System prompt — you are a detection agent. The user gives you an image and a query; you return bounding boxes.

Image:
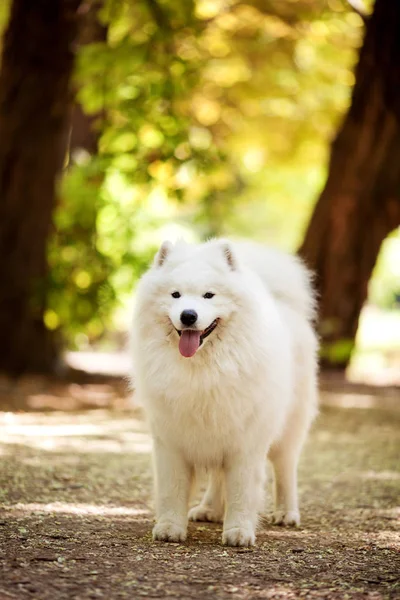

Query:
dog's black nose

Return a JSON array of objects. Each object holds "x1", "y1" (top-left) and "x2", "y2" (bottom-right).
[{"x1": 180, "y1": 309, "x2": 198, "y2": 327}]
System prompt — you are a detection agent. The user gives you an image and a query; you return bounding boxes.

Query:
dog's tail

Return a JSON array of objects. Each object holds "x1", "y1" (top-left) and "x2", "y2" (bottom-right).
[
  {"x1": 236, "y1": 242, "x2": 317, "y2": 323},
  {"x1": 264, "y1": 248, "x2": 317, "y2": 323}
]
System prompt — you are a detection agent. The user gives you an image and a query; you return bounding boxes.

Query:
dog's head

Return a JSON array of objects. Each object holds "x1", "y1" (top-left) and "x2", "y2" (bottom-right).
[{"x1": 138, "y1": 240, "x2": 241, "y2": 358}]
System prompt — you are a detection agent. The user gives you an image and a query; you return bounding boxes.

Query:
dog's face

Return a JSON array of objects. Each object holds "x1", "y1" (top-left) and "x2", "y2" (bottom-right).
[{"x1": 141, "y1": 240, "x2": 241, "y2": 358}]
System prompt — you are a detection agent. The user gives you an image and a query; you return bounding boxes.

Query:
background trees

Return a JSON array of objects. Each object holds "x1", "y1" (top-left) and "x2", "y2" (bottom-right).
[
  {"x1": 0, "y1": 0, "x2": 82, "y2": 374},
  {"x1": 0, "y1": 0, "x2": 398, "y2": 375},
  {"x1": 300, "y1": 0, "x2": 400, "y2": 368}
]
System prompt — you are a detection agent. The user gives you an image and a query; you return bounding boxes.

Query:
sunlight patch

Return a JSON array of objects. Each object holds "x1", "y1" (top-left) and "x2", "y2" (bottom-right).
[
  {"x1": 359, "y1": 470, "x2": 400, "y2": 481},
  {"x1": 7, "y1": 502, "x2": 149, "y2": 517}
]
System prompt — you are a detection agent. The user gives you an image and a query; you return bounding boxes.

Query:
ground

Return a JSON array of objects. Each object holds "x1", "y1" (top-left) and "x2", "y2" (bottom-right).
[{"x1": 0, "y1": 382, "x2": 399, "y2": 600}]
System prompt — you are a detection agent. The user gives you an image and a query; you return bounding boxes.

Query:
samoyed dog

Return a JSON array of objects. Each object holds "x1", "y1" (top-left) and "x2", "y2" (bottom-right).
[{"x1": 131, "y1": 239, "x2": 318, "y2": 547}]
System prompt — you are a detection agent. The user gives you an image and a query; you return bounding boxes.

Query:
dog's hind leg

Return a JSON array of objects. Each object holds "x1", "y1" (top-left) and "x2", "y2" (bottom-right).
[
  {"x1": 268, "y1": 435, "x2": 301, "y2": 526},
  {"x1": 268, "y1": 354, "x2": 318, "y2": 527},
  {"x1": 188, "y1": 470, "x2": 224, "y2": 523}
]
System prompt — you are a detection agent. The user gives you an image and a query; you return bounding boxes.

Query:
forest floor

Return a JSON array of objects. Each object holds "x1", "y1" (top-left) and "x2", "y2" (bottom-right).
[{"x1": 0, "y1": 379, "x2": 399, "y2": 600}]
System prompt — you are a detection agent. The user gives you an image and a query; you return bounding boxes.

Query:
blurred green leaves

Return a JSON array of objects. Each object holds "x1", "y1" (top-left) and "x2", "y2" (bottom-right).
[
  {"x1": 47, "y1": 0, "x2": 368, "y2": 346},
  {"x1": 320, "y1": 338, "x2": 355, "y2": 365},
  {"x1": 0, "y1": 0, "x2": 10, "y2": 40}
]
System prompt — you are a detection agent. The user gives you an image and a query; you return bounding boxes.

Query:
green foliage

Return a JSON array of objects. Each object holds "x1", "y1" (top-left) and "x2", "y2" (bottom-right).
[
  {"x1": 320, "y1": 338, "x2": 355, "y2": 365},
  {"x1": 368, "y1": 229, "x2": 400, "y2": 310},
  {"x1": 0, "y1": 0, "x2": 11, "y2": 45},
  {"x1": 49, "y1": 155, "x2": 159, "y2": 345},
  {"x1": 48, "y1": 0, "x2": 368, "y2": 346}
]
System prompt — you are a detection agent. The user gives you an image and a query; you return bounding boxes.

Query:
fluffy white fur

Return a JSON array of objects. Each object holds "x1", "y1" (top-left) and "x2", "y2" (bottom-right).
[{"x1": 130, "y1": 239, "x2": 318, "y2": 546}]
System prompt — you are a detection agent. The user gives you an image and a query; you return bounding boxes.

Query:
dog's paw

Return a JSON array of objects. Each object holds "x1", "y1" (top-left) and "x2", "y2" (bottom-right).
[
  {"x1": 222, "y1": 527, "x2": 255, "y2": 547},
  {"x1": 152, "y1": 521, "x2": 187, "y2": 543},
  {"x1": 188, "y1": 504, "x2": 223, "y2": 523},
  {"x1": 271, "y1": 510, "x2": 300, "y2": 527}
]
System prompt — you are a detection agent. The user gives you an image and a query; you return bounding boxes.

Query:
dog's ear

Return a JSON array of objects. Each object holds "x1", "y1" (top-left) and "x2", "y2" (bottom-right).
[
  {"x1": 222, "y1": 243, "x2": 237, "y2": 271},
  {"x1": 155, "y1": 241, "x2": 172, "y2": 267}
]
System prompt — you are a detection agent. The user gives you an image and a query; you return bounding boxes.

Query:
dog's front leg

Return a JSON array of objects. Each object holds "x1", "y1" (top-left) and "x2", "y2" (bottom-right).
[
  {"x1": 152, "y1": 439, "x2": 192, "y2": 543},
  {"x1": 222, "y1": 455, "x2": 266, "y2": 547}
]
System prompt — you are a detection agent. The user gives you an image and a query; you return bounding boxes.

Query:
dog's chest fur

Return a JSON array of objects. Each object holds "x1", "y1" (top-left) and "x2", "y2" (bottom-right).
[{"x1": 142, "y1": 354, "x2": 289, "y2": 466}]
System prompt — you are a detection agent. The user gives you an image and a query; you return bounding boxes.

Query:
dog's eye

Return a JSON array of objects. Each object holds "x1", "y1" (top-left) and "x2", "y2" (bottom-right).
[
  {"x1": 203, "y1": 292, "x2": 215, "y2": 299},
  {"x1": 171, "y1": 291, "x2": 181, "y2": 299}
]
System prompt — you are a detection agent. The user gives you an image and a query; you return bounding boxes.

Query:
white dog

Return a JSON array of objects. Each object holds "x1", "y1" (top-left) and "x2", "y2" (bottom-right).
[{"x1": 131, "y1": 239, "x2": 318, "y2": 546}]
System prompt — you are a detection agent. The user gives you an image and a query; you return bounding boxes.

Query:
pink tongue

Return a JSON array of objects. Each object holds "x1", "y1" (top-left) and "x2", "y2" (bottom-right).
[{"x1": 179, "y1": 330, "x2": 201, "y2": 358}]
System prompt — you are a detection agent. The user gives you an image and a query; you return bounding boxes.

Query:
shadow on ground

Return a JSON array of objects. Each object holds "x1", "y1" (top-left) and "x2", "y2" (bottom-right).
[{"x1": 0, "y1": 401, "x2": 399, "y2": 599}]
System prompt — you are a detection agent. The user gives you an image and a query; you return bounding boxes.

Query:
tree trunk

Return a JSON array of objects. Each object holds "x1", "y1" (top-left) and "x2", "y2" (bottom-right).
[
  {"x1": 299, "y1": 0, "x2": 400, "y2": 370},
  {"x1": 0, "y1": 0, "x2": 82, "y2": 375}
]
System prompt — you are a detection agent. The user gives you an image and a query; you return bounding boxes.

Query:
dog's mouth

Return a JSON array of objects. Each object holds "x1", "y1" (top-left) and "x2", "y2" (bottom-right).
[{"x1": 175, "y1": 319, "x2": 219, "y2": 358}]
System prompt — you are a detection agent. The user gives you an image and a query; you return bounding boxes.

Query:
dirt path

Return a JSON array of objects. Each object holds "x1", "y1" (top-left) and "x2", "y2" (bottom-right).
[{"x1": 0, "y1": 401, "x2": 399, "y2": 599}]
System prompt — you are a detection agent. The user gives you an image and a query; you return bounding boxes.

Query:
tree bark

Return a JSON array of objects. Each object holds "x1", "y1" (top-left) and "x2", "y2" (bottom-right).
[
  {"x1": 299, "y1": 0, "x2": 400, "y2": 369},
  {"x1": 0, "y1": 0, "x2": 82, "y2": 375}
]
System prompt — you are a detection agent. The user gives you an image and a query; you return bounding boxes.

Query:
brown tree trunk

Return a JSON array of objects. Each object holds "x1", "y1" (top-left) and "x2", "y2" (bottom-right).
[
  {"x1": 299, "y1": 0, "x2": 400, "y2": 370},
  {"x1": 0, "y1": 0, "x2": 82, "y2": 375}
]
